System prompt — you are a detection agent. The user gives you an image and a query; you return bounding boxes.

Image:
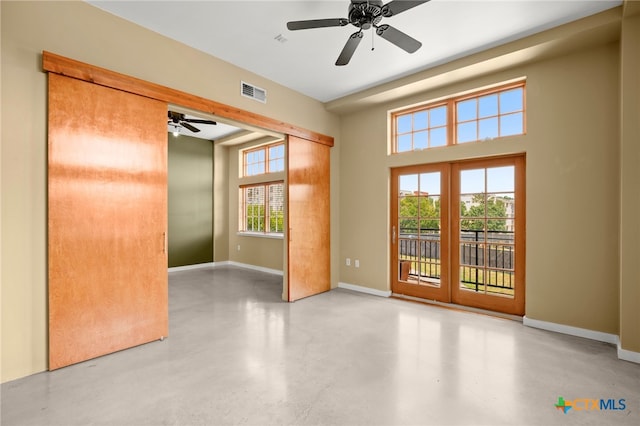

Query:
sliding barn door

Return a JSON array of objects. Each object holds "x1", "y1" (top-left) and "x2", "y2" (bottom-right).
[
  {"x1": 287, "y1": 135, "x2": 331, "y2": 301},
  {"x1": 48, "y1": 74, "x2": 168, "y2": 370}
]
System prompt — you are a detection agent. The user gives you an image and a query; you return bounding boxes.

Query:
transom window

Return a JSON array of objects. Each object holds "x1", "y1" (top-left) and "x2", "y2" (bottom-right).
[
  {"x1": 243, "y1": 142, "x2": 285, "y2": 176},
  {"x1": 239, "y1": 182, "x2": 284, "y2": 235},
  {"x1": 396, "y1": 104, "x2": 447, "y2": 152},
  {"x1": 457, "y1": 87, "x2": 524, "y2": 143},
  {"x1": 392, "y1": 82, "x2": 525, "y2": 153}
]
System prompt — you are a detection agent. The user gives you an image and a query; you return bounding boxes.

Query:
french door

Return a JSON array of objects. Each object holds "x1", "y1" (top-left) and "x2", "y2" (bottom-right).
[{"x1": 391, "y1": 155, "x2": 525, "y2": 315}]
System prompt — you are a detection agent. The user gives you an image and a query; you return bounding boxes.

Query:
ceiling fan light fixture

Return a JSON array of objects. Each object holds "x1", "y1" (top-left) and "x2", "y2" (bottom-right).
[
  {"x1": 167, "y1": 110, "x2": 217, "y2": 134},
  {"x1": 286, "y1": 0, "x2": 431, "y2": 66}
]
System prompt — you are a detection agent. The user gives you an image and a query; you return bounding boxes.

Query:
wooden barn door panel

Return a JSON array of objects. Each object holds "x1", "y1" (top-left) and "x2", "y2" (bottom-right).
[
  {"x1": 287, "y1": 135, "x2": 331, "y2": 301},
  {"x1": 48, "y1": 74, "x2": 168, "y2": 370}
]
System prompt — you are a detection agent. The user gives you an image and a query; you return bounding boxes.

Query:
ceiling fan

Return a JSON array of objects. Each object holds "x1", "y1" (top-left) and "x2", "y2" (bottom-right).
[
  {"x1": 287, "y1": 0, "x2": 431, "y2": 66},
  {"x1": 168, "y1": 111, "x2": 216, "y2": 133}
]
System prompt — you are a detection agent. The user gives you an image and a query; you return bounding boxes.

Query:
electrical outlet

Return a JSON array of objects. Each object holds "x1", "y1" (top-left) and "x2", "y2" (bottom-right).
[
  {"x1": 355, "y1": 259, "x2": 360, "y2": 268},
  {"x1": 346, "y1": 258, "x2": 351, "y2": 266},
  {"x1": 237, "y1": 245, "x2": 241, "y2": 251}
]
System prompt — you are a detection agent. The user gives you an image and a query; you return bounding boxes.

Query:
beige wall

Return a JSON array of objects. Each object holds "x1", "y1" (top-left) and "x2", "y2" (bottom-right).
[
  {"x1": 0, "y1": 1, "x2": 340, "y2": 382},
  {"x1": 619, "y1": 10, "x2": 640, "y2": 353},
  {"x1": 340, "y1": 41, "x2": 621, "y2": 334},
  {"x1": 213, "y1": 144, "x2": 230, "y2": 263}
]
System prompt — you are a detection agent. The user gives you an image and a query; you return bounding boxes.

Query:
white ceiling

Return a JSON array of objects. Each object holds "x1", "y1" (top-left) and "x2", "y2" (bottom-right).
[{"x1": 88, "y1": 0, "x2": 621, "y2": 104}]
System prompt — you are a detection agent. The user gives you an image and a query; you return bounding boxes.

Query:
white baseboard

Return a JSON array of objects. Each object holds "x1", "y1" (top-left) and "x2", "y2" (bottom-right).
[
  {"x1": 338, "y1": 282, "x2": 391, "y2": 298},
  {"x1": 618, "y1": 344, "x2": 640, "y2": 364},
  {"x1": 226, "y1": 261, "x2": 283, "y2": 276},
  {"x1": 523, "y1": 316, "x2": 640, "y2": 364},
  {"x1": 168, "y1": 261, "x2": 283, "y2": 277},
  {"x1": 523, "y1": 316, "x2": 619, "y2": 344},
  {"x1": 168, "y1": 262, "x2": 215, "y2": 273}
]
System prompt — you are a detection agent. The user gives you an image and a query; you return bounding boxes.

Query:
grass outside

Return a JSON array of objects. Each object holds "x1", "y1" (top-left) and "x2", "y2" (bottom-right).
[{"x1": 400, "y1": 255, "x2": 515, "y2": 297}]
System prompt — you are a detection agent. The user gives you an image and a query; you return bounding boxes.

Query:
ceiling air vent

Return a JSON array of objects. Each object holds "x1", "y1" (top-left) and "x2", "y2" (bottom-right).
[{"x1": 241, "y1": 81, "x2": 267, "y2": 104}]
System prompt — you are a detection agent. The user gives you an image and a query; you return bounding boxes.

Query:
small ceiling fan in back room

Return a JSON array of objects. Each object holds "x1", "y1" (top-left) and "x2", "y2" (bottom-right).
[
  {"x1": 287, "y1": 0, "x2": 431, "y2": 66},
  {"x1": 168, "y1": 111, "x2": 216, "y2": 134}
]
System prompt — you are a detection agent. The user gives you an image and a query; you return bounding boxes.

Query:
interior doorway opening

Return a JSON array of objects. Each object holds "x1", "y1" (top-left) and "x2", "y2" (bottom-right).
[
  {"x1": 166, "y1": 104, "x2": 286, "y2": 284},
  {"x1": 45, "y1": 51, "x2": 333, "y2": 370}
]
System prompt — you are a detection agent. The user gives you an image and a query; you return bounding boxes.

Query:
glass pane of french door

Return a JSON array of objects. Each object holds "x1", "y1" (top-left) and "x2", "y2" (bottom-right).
[
  {"x1": 392, "y1": 165, "x2": 449, "y2": 302},
  {"x1": 459, "y1": 166, "x2": 515, "y2": 296},
  {"x1": 398, "y1": 172, "x2": 442, "y2": 285}
]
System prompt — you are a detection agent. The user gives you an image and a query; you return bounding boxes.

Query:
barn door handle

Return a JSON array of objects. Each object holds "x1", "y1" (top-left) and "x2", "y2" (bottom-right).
[
  {"x1": 162, "y1": 232, "x2": 166, "y2": 254},
  {"x1": 392, "y1": 226, "x2": 396, "y2": 244}
]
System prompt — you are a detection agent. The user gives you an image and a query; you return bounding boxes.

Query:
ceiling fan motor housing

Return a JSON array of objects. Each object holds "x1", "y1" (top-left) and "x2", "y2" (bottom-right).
[
  {"x1": 348, "y1": 1, "x2": 384, "y2": 29},
  {"x1": 168, "y1": 111, "x2": 184, "y2": 123}
]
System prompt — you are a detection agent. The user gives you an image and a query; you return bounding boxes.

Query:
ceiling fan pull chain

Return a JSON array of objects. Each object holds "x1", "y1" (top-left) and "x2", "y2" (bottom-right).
[{"x1": 371, "y1": 28, "x2": 375, "y2": 51}]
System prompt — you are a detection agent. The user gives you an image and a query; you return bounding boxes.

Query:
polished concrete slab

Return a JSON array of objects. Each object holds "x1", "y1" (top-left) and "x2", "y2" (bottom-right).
[{"x1": 2, "y1": 265, "x2": 639, "y2": 425}]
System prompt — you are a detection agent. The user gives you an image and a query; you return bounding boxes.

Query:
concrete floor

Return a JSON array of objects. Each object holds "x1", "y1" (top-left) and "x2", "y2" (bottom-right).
[{"x1": 2, "y1": 265, "x2": 639, "y2": 425}]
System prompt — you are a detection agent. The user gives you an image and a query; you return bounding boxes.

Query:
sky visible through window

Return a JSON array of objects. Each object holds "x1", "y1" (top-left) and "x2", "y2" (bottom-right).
[
  {"x1": 400, "y1": 166, "x2": 515, "y2": 194},
  {"x1": 457, "y1": 88, "x2": 523, "y2": 143},
  {"x1": 268, "y1": 144, "x2": 285, "y2": 173},
  {"x1": 245, "y1": 150, "x2": 265, "y2": 176},
  {"x1": 400, "y1": 172, "x2": 440, "y2": 195},
  {"x1": 460, "y1": 166, "x2": 515, "y2": 193},
  {"x1": 397, "y1": 105, "x2": 447, "y2": 151},
  {"x1": 244, "y1": 143, "x2": 284, "y2": 176},
  {"x1": 395, "y1": 85, "x2": 524, "y2": 152}
]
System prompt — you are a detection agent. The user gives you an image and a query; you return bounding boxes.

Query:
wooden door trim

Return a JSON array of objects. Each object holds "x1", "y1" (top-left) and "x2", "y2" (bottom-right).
[{"x1": 42, "y1": 51, "x2": 334, "y2": 147}]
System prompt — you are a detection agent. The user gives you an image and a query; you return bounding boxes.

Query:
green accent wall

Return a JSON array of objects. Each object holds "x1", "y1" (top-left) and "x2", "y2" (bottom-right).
[{"x1": 168, "y1": 133, "x2": 213, "y2": 267}]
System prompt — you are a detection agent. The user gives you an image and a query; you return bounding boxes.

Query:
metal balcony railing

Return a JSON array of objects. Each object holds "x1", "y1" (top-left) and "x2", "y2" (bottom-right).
[{"x1": 398, "y1": 228, "x2": 515, "y2": 293}]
